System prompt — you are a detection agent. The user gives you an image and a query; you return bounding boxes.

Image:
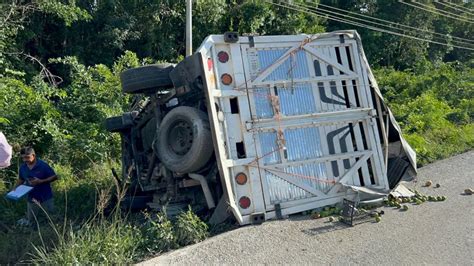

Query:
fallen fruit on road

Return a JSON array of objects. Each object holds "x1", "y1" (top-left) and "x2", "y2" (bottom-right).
[
  {"x1": 464, "y1": 188, "x2": 473, "y2": 195},
  {"x1": 435, "y1": 183, "x2": 441, "y2": 188},
  {"x1": 328, "y1": 217, "x2": 335, "y2": 222},
  {"x1": 425, "y1": 180, "x2": 433, "y2": 187},
  {"x1": 402, "y1": 205, "x2": 409, "y2": 211},
  {"x1": 375, "y1": 216, "x2": 381, "y2": 223}
]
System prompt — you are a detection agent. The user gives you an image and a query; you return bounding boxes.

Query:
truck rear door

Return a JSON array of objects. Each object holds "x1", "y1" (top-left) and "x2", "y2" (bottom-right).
[{"x1": 198, "y1": 32, "x2": 389, "y2": 225}]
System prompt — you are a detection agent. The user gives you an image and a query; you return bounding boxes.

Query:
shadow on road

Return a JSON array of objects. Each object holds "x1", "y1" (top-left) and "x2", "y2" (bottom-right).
[{"x1": 301, "y1": 217, "x2": 376, "y2": 236}]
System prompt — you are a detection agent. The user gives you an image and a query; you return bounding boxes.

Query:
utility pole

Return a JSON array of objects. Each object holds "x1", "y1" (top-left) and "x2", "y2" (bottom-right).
[{"x1": 186, "y1": 0, "x2": 192, "y2": 57}]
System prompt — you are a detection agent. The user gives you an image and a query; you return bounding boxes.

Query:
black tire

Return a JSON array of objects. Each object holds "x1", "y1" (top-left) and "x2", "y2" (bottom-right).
[
  {"x1": 105, "y1": 113, "x2": 134, "y2": 132},
  {"x1": 105, "y1": 116, "x2": 128, "y2": 132},
  {"x1": 155, "y1": 106, "x2": 213, "y2": 173},
  {"x1": 120, "y1": 64, "x2": 174, "y2": 94}
]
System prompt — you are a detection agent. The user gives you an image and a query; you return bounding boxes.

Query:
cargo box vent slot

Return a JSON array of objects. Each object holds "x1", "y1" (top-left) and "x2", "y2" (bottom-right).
[
  {"x1": 230, "y1": 97, "x2": 239, "y2": 114},
  {"x1": 236, "y1": 141, "x2": 246, "y2": 159}
]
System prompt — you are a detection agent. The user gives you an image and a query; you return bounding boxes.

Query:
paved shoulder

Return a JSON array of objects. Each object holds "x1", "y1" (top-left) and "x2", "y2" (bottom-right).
[{"x1": 140, "y1": 151, "x2": 474, "y2": 265}]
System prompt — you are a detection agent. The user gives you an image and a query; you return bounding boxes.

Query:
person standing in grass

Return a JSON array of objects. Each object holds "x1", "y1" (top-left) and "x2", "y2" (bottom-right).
[{"x1": 13, "y1": 147, "x2": 57, "y2": 224}]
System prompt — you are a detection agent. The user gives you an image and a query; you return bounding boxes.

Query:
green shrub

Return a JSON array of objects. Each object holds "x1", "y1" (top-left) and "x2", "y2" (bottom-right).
[
  {"x1": 52, "y1": 162, "x2": 114, "y2": 222},
  {"x1": 174, "y1": 207, "x2": 209, "y2": 246},
  {"x1": 375, "y1": 62, "x2": 473, "y2": 166},
  {"x1": 142, "y1": 212, "x2": 178, "y2": 254}
]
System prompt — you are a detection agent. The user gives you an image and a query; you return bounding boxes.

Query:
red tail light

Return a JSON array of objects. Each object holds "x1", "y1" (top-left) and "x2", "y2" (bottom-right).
[
  {"x1": 239, "y1": 196, "x2": 251, "y2": 209},
  {"x1": 217, "y1": 51, "x2": 229, "y2": 63}
]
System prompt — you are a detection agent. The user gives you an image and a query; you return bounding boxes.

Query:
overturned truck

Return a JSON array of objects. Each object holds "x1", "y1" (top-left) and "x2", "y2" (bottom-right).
[{"x1": 106, "y1": 30, "x2": 416, "y2": 225}]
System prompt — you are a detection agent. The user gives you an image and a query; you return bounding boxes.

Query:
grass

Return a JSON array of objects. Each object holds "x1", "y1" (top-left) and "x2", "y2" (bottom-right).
[
  {"x1": 0, "y1": 162, "x2": 211, "y2": 264},
  {"x1": 28, "y1": 208, "x2": 209, "y2": 264}
]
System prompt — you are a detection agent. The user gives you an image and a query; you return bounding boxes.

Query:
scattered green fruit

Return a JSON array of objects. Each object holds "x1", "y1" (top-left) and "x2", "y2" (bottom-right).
[
  {"x1": 415, "y1": 200, "x2": 422, "y2": 205},
  {"x1": 464, "y1": 188, "x2": 473, "y2": 195},
  {"x1": 435, "y1": 183, "x2": 440, "y2": 188},
  {"x1": 375, "y1": 216, "x2": 381, "y2": 223},
  {"x1": 402, "y1": 205, "x2": 409, "y2": 211},
  {"x1": 328, "y1": 216, "x2": 335, "y2": 222},
  {"x1": 425, "y1": 180, "x2": 432, "y2": 187}
]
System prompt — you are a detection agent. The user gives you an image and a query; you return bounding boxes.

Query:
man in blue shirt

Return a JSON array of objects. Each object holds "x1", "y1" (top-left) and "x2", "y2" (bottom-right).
[{"x1": 13, "y1": 147, "x2": 57, "y2": 224}]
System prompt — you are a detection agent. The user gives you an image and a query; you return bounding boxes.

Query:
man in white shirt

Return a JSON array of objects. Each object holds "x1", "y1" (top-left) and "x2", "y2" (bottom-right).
[{"x1": 0, "y1": 131, "x2": 12, "y2": 169}]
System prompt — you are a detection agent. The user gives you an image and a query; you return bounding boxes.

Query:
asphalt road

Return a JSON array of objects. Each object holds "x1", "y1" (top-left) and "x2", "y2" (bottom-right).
[{"x1": 141, "y1": 151, "x2": 474, "y2": 265}]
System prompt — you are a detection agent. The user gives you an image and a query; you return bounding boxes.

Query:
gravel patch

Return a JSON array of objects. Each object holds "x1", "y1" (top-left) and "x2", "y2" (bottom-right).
[{"x1": 140, "y1": 151, "x2": 474, "y2": 265}]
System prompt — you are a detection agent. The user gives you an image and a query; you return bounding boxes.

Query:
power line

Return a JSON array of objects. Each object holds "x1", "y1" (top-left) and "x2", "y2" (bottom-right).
[
  {"x1": 316, "y1": 2, "x2": 473, "y2": 44},
  {"x1": 399, "y1": 1, "x2": 473, "y2": 23},
  {"x1": 442, "y1": 1, "x2": 474, "y2": 13},
  {"x1": 415, "y1": 1, "x2": 474, "y2": 22},
  {"x1": 266, "y1": 1, "x2": 474, "y2": 51},
  {"x1": 296, "y1": 2, "x2": 474, "y2": 50},
  {"x1": 299, "y1": 1, "x2": 474, "y2": 45},
  {"x1": 435, "y1": 1, "x2": 471, "y2": 14},
  {"x1": 296, "y1": 2, "x2": 474, "y2": 49}
]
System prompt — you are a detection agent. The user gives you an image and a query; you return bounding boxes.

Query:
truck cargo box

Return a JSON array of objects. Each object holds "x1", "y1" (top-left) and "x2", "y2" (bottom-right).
[{"x1": 196, "y1": 30, "x2": 416, "y2": 225}]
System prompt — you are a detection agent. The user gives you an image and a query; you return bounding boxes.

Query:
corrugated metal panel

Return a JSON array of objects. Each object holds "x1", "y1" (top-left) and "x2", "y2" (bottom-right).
[
  {"x1": 253, "y1": 87, "x2": 273, "y2": 119},
  {"x1": 284, "y1": 163, "x2": 332, "y2": 193},
  {"x1": 257, "y1": 49, "x2": 309, "y2": 81},
  {"x1": 258, "y1": 131, "x2": 281, "y2": 165},
  {"x1": 285, "y1": 127, "x2": 323, "y2": 161},
  {"x1": 278, "y1": 83, "x2": 316, "y2": 116},
  {"x1": 264, "y1": 171, "x2": 310, "y2": 204},
  {"x1": 257, "y1": 48, "x2": 286, "y2": 71},
  {"x1": 264, "y1": 161, "x2": 331, "y2": 204}
]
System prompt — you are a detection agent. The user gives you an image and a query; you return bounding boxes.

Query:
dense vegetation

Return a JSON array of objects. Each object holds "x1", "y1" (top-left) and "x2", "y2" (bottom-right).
[{"x1": 0, "y1": 0, "x2": 472, "y2": 264}]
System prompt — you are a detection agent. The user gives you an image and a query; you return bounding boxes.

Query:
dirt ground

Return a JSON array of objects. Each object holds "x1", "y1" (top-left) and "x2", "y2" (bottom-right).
[{"x1": 141, "y1": 151, "x2": 474, "y2": 265}]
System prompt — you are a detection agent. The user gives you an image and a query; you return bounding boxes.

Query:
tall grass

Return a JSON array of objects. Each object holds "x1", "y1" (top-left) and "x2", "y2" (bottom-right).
[
  {"x1": 31, "y1": 221, "x2": 143, "y2": 264},
  {"x1": 0, "y1": 161, "x2": 210, "y2": 264},
  {"x1": 29, "y1": 207, "x2": 209, "y2": 264}
]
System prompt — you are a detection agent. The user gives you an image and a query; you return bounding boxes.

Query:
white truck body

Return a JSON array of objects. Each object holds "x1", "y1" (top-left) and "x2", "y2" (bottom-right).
[{"x1": 196, "y1": 31, "x2": 416, "y2": 225}]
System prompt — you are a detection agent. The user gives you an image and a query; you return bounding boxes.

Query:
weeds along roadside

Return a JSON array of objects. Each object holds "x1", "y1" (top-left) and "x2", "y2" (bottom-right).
[{"x1": 0, "y1": 160, "x2": 211, "y2": 264}]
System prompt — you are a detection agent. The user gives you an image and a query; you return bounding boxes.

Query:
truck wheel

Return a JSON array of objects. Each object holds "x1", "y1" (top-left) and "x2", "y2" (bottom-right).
[
  {"x1": 120, "y1": 64, "x2": 174, "y2": 94},
  {"x1": 155, "y1": 106, "x2": 213, "y2": 173}
]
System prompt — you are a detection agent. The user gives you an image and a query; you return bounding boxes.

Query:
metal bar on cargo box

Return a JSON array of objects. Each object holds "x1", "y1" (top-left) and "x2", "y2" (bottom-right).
[
  {"x1": 328, "y1": 153, "x2": 371, "y2": 195},
  {"x1": 249, "y1": 108, "x2": 372, "y2": 131},
  {"x1": 303, "y1": 45, "x2": 356, "y2": 77}
]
